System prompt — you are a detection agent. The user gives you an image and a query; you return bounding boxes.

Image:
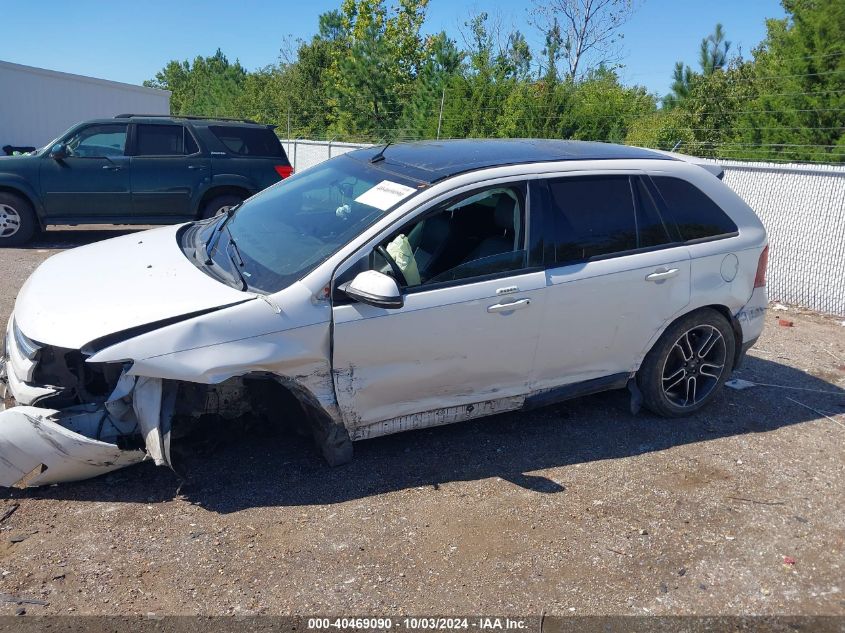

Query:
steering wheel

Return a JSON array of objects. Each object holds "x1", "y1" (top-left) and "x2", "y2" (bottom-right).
[{"x1": 375, "y1": 245, "x2": 408, "y2": 288}]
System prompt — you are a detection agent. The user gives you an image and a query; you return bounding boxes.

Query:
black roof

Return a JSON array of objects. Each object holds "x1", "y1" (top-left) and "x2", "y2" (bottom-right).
[{"x1": 347, "y1": 139, "x2": 673, "y2": 182}]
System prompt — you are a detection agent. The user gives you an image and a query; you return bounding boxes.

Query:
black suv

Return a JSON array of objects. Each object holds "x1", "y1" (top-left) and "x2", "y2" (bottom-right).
[{"x1": 0, "y1": 114, "x2": 292, "y2": 246}]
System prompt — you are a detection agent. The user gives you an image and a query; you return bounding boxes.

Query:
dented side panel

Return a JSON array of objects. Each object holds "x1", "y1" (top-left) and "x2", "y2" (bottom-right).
[
  {"x1": 332, "y1": 271, "x2": 547, "y2": 430},
  {"x1": 351, "y1": 396, "x2": 524, "y2": 440}
]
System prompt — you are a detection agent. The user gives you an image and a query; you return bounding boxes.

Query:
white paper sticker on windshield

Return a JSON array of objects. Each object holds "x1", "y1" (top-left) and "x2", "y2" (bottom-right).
[{"x1": 355, "y1": 180, "x2": 416, "y2": 211}]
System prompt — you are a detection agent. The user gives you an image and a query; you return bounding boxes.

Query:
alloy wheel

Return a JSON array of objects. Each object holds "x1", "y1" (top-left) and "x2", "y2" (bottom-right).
[
  {"x1": 0, "y1": 204, "x2": 21, "y2": 238},
  {"x1": 661, "y1": 324, "x2": 727, "y2": 408}
]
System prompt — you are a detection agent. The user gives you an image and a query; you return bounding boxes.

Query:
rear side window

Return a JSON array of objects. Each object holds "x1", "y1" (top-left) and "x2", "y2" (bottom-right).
[
  {"x1": 135, "y1": 124, "x2": 197, "y2": 156},
  {"x1": 546, "y1": 176, "x2": 672, "y2": 264},
  {"x1": 209, "y1": 126, "x2": 283, "y2": 158},
  {"x1": 651, "y1": 176, "x2": 738, "y2": 241}
]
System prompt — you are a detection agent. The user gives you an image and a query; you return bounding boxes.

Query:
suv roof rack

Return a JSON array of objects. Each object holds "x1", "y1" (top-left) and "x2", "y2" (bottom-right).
[{"x1": 114, "y1": 114, "x2": 264, "y2": 125}]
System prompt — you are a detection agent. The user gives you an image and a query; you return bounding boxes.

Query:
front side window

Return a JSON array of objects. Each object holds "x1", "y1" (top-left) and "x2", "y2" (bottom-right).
[
  {"x1": 135, "y1": 124, "x2": 196, "y2": 156},
  {"x1": 651, "y1": 176, "x2": 738, "y2": 241},
  {"x1": 370, "y1": 185, "x2": 528, "y2": 289},
  {"x1": 547, "y1": 175, "x2": 672, "y2": 265},
  {"x1": 64, "y1": 124, "x2": 127, "y2": 158}
]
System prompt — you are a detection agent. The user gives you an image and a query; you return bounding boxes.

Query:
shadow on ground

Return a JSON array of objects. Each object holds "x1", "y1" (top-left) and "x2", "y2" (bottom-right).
[{"x1": 13, "y1": 355, "x2": 845, "y2": 513}]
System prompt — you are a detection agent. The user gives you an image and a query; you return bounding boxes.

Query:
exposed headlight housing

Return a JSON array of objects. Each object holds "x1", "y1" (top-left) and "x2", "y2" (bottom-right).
[{"x1": 13, "y1": 319, "x2": 42, "y2": 360}]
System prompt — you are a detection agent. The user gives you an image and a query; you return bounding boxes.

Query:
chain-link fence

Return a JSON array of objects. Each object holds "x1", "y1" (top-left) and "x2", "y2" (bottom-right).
[{"x1": 280, "y1": 139, "x2": 845, "y2": 315}]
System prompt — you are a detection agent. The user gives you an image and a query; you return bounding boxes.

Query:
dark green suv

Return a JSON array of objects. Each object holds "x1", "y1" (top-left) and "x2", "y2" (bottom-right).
[{"x1": 0, "y1": 114, "x2": 292, "y2": 246}]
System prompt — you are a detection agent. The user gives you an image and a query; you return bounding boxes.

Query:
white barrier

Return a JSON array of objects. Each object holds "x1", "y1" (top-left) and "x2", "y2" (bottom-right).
[{"x1": 280, "y1": 139, "x2": 845, "y2": 315}]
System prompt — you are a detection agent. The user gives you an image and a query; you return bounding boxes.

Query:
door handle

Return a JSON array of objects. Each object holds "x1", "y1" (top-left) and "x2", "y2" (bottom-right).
[
  {"x1": 188, "y1": 165, "x2": 207, "y2": 170},
  {"x1": 102, "y1": 164, "x2": 122, "y2": 171},
  {"x1": 487, "y1": 298, "x2": 530, "y2": 313},
  {"x1": 645, "y1": 268, "x2": 680, "y2": 282}
]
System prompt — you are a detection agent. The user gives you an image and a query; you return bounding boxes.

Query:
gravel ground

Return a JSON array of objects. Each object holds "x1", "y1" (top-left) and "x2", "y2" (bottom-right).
[{"x1": 0, "y1": 226, "x2": 843, "y2": 617}]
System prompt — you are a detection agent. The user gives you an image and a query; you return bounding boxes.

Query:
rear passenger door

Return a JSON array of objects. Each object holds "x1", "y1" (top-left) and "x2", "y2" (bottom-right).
[
  {"x1": 128, "y1": 123, "x2": 208, "y2": 219},
  {"x1": 531, "y1": 173, "x2": 691, "y2": 392}
]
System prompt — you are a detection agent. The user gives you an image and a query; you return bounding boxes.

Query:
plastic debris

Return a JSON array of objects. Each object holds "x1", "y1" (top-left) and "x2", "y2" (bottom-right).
[
  {"x1": 771, "y1": 302, "x2": 789, "y2": 311},
  {"x1": 725, "y1": 378, "x2": 756, "y2": 390},
  {"x1": 783, "y1": 556, "x2": 796, "y2": 566},
  {"x1": 778, "y1": 319, "x2": 794, "y2": 327}
]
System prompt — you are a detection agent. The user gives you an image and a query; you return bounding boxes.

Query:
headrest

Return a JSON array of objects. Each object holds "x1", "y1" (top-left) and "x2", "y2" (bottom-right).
[{"x1": 494, "y1": 195, "x2": 515, "y2": 230}]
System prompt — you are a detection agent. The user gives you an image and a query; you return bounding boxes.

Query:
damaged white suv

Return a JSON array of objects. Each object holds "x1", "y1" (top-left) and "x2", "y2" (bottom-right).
[{"x1": 0, "y1": 140, "x2": 768, "y2": 487}]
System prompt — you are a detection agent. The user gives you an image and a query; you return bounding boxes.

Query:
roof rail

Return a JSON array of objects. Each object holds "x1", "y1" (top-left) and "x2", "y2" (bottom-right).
[{"x1": 114, "y1": 114, "x2": 263, "y2": 125}]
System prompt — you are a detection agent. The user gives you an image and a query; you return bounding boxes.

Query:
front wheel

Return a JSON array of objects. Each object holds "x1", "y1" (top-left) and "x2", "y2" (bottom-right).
[
  {"x1": 0, "y1": 192, "x2": 38, "y2": 247},
  {"x1": 200, "y1": 194, "x2": 244, "y2": 220},
  {"x1": 637, "y1": 309, "x2": 736, "y2": 417}
]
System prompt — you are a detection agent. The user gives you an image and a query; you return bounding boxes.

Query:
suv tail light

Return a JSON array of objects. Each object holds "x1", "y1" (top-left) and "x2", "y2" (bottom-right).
[
  {"x1": 754, "y1": 244, "x2": 769, "y2": 288},
  {"x1": 274, "y1": 165, "x2": 293, "y2": 179}
]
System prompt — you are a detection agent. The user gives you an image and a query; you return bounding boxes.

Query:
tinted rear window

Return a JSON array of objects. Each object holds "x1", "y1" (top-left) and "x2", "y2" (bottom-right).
[
  {"x1": 651, "y1": 176, "x2": 738, "y2": 241},
  {"x1": 547, "y1": 176, "x2": 671, "y2": 263},
  {"x1": 209, "y1": 126, "x2": 283, "y2": 158}
]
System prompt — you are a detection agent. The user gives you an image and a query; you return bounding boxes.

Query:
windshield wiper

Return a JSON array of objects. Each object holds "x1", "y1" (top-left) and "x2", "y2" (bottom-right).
[
  {"x1": 225, "y1": 236, "x2": 249, "y2": 291},
  {"x1": 205, "y1": 203, "x2": 242, "y2": 264}
]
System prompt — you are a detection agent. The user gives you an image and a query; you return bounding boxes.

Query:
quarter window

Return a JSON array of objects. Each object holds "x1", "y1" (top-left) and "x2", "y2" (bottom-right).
[
  {"x1": 135, "y1": 124, "x2": 196, "y2": 156},
  {"x1": 209, "y1": 125, "x2": 283, "y2": 157},
  {"x1": 651, "y1": 176, "x2": 738, "y2": 241}
]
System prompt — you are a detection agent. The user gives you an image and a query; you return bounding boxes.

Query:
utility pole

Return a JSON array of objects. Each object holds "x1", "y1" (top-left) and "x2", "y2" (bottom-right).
[{"x1": 436, "y1": 88, "x2": 445, "y2": 140}]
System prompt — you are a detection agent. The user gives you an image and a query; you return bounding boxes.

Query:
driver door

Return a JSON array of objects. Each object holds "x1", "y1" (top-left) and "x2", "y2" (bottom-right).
[
  {"x1": 40, "y1": 123, "x2": 131, "y2": 219},
  {"x1": 331, "y1": 181, "x2": 547, "y2": 438}
]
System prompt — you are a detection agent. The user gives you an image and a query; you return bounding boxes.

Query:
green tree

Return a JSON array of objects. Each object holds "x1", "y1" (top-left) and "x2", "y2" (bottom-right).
[
  {"x1": 144, "y1": 49, "x2": 248, "y2": 117},
  {"x1": 328, "y1": 0, "x2": 429, "y2": 140},
  {"x1": 663, "y1": 24, "x2": 731, "y2": 109},
  {"x1": 399, "y1": 32, "x2": 463, "y2": 138},
  {"x1": 735, "y1": 0, "x2": 845, "y2": 162}
]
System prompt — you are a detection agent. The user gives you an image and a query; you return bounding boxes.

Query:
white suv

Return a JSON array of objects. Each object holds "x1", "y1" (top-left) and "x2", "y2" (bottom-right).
[{"x1": 0, "y1": 140, "x2": 768, "y2": 487}]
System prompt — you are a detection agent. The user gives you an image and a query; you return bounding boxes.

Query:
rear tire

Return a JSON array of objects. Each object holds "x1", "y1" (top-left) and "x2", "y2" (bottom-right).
[
  {"x1": 200, "y1": 194, "x2": 244, "y2": 220},
  {"x1": 637, "y1": 309, "x2": 736, "y2": 417},
  {"x1": 0, "y1": 192, "x2": 37, "y2": 247}
]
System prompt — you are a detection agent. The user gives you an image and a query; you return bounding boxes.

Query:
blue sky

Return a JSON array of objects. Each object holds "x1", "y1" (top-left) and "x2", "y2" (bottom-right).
[{"x1": 1, "y1": 0, "x2": 785, "y2": 97}]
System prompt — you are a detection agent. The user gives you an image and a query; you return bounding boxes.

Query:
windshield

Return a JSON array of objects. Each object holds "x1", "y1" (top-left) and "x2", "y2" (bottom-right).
[{"x1": 200, "y1": 155, "x2": 424, "y2": 293}]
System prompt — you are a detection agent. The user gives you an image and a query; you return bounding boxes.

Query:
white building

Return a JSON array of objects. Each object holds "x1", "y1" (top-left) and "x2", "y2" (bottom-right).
[{"x1": 0, "y1": 60, "x2": 170, "y2": 152}]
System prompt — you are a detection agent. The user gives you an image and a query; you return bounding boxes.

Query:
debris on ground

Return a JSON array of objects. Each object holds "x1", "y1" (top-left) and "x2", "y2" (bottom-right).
[
  {"x1": 725, "y1": 378, "x2": 756, "y2": 390},
  {"x1": 772, "y1": 302, "x2": 789, "y2": 311},
  {"x1": 0, "y1": 503, "x2": 19, "y2": 524},
  {"x1": 783, "y1": 556, "x2": 797, "y2": 566},
  {"x1": 778, "y1": 318, "x2": 795, "y2": 327},
  {"x1": 0, "y1": 593, "x2": 49, "y2": 606}
]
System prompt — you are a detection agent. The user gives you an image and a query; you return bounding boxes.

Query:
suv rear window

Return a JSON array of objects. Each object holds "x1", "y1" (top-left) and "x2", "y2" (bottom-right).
[
  {"x1": 651, "y1": 176, "x2": 738, "y2": 241},
  {"x1": 209, "y1": 126, "x2": 283, "y2": 158}
]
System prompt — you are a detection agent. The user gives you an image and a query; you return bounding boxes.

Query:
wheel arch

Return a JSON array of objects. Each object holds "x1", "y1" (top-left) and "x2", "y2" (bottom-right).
[
  {"x1": 0, "y1": 183, "x2": 44, "y2": 228},
  {"x1": 168, "y1": 371, "x2": 352, "y2": 466},
  {"x1": 195, "y1": 185, "x2": 252, "y2": 219},
  {"x1": 646, "y1": 304, "x2": 744, "y2": 371}
]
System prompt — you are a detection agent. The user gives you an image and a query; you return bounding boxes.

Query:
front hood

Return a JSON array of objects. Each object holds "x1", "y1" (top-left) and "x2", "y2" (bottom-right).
[
  {"x1": 0, "y1": 155, "x2": 35, "y2": 169},
  {"x1": 14, "y1": 225, "x2": 251, "y2": 350}
]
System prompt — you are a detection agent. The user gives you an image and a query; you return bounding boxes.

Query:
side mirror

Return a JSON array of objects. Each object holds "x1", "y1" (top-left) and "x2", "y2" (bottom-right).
[
  {"x1": 340, "y1": 270, "x2": 403, "y2": 309},
  {"x1": 49, "y1": 143, "x2": 67, "y2": 160}
]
